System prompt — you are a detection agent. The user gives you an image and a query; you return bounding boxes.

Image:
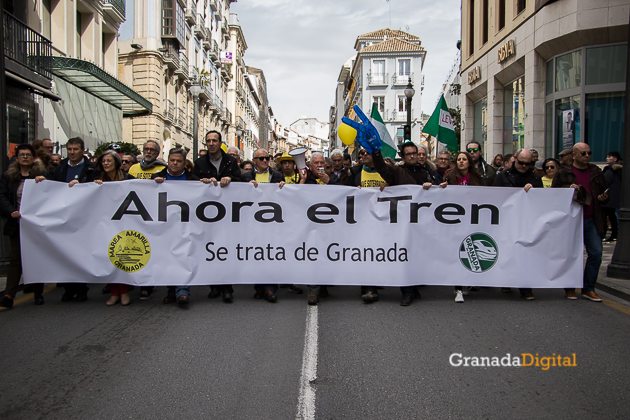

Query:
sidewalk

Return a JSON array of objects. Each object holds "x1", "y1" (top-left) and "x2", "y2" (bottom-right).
[{"x1": 1, "y1": 242, "x2": 629, "y2": 301}]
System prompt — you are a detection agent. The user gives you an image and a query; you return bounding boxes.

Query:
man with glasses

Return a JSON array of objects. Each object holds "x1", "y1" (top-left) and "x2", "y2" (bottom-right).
[
  {"x1": 194, "y1": 130, "x2": 242, "y2": 303},
  {"x1": 120, "y1": 153, "x2": 137, "y2": 175},
  {"x1": 552, "y1": 142, "x2": 609, "y2": 302},
  {"x1": 226, "y1": 146, "x2": 241, "y2": 166},
  {"x1": 417, "y1": 144, "x2": 440, "y2": 184},
  {"x1": 466, "y1": 141, "x2": 496, "y2": 186},
  {"x1": 128, "y1": 140, "x2": 167, "y2": 180},
  {"x1": 435, "y1": 151, "x2": 451, "y2": 181},
  {"x1": 493, "y1": 148, "x2": 542, "y2": 300},
  {"x1": 330, "y1": 149, "x2": 350, "y2": 185}
]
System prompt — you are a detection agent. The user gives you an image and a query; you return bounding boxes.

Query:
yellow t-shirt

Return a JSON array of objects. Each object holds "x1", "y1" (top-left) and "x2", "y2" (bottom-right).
[
  {"x1": 284, "y1": 174, "x2": 300, "y2": 184},
  {"x1": 128, "y1": 163, "x2": 165, "y2": 179},
  {"x1": 542, "y1": 177, "x2": 553, "y2": 188},
  {"x1": 255, "y1": 171, "x2": 270, "y2": 183},
  {"x1": 360, "y1": 167, "x2": 386, "y2": 188}
]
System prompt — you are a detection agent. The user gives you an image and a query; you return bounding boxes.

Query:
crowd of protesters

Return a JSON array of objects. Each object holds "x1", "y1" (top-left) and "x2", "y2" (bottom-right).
[{"x1": 0, "y1": 132, "x2": 623, "y2": 310}]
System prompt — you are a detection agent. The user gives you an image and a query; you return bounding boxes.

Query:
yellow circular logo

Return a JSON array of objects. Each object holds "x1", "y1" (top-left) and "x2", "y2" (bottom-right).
[{"x1": 108, "y1": 230, "x2": 151, "y2": 273}]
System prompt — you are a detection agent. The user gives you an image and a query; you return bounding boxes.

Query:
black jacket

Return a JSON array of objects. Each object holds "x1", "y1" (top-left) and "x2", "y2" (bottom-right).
[
  {"x1": 151, "y1": 168, "x2": 199, "y2": 181},
  {"x1": 193, "y1": 149, "x2": 242, "y2": 182},
  {"x1": 241, "y1": 168, "x2": 284, "y2": 183},
  {"x1": 602, "y1": 163, "x2": 622, "y2": 209},
  {"x1": 477, "y1": 159, "x2": 497, "y2": 186},
  {"x1": 493, "y1": 166, "x2": 543, "y2": 188},
  {"x1": 372, "y1": 151, "x2": 431, "y2": 186},
  {"x1": 53, "y1": 156, "x2": 98, "y2": 183},
  {"x1": 303, "y1": 168, "x2": 342, "y2": 185},
  {"x1": 0, "y1": 163, "x2": 49, "y2": 237}
]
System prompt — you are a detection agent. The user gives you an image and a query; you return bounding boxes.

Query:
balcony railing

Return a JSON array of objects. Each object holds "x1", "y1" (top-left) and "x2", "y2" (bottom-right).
[
  {"x1": 236, "y1": 83, "x2": 244, "y2": 98},
  {"x1": 177, "y1": 107, "x2": 185, "y2": 127},
  {"x1": 225, "y1": 109, "x2": 232, "y2": 124},
  {"x1": 176, "y1": 51, "x2": 189, "y2": 78},
  {"x1": 195, "y1": 14, "x2": 206, "y2": 39},
  {"x1": 162, "y1": 42, "x2": 180, "y2": 70},
  {"x1": 392, "y1": 73, "x2": 413, "y2": 86},
  {"x1": 165, "y1": 99, "x2": 175, "y2": 122},
  {"x1": 210, "y1": 40, "x2": 219, "y2": 61},
  {"x1": 236, "y1": 115, "x2": 245, "y2": 129},
  {"x1": 185, "y1": 7, "x2": 196, "y2": 25},
  {"x1": 210, "y1": 0, "x2": 218, "y2": 11},
  {"x1": 391, "y1": 110, "x2": 414, "y2": 121},
  {"x1": 367, "y1": 71, "x2": 388, "y2": 86},
  {"x1": 103, "y1": 0, "x2": 125, "y2": 20},
  {"x1": 3, "y1": 12, "x2": 52, "y2": 79}
]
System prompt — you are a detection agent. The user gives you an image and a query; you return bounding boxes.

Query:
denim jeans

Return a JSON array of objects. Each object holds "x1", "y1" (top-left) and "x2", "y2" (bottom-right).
[
  {"x1": 582, "y1": 218, "x2": 603, "y2": 292},
  {"x1": 167, "y1": 286, "x2": 190, "y2": 298}
]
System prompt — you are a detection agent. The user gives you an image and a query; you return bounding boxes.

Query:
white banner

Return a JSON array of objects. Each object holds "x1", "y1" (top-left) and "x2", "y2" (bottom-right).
[{"x1": 20, "y1": 180, "x2": 583, "y2": 288}]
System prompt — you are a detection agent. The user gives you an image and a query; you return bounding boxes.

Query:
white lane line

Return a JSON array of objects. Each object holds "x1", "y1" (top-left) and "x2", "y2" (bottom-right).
[{"x1": 296, "y1": 305, "x2": 318, "y2": 420}]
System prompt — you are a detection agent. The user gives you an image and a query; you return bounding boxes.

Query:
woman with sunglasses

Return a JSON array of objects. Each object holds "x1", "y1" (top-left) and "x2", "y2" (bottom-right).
[
  {"x1": 541, "y1": 158, "x2": 560, "y2": 188},
  {"x1": 94, "y1": 150, "x2": 135, "y2": 306},
  {"x1": 439, "y1": 152, "x2": 482, "y2": 303},
  {"x1": 0, "y1": 144, "x2": 49, "y2": 308}
]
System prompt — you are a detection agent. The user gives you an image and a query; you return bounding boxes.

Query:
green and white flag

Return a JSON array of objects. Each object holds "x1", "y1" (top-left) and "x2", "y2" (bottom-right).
[
  {"x1": 423, "y1": 95, "x2": 458, "y2": 153},
  {"x1": 370, "y1": 103, "x2": 397, "y2": 159}
]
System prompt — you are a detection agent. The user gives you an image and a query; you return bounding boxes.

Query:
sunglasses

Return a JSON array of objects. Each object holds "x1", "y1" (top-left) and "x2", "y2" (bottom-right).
[
  {"x1": 255, "y1": 156, "x2": 270, "y2": 161},
  {"x1": 580, "y1": 151, "x2": 592, "y2": 156},
  {"x1": 122, "y1": 160, "x2": 132, "y2": 164},
  {"x1": 544, "y1": 165, "x2": 556, "y2": 170},
  {"x1": 517, "y1": 159, "x2": 531, "y2": 166},
  {"x1": 359, "y1": 152, "x2": 367, "y2": 156},
  {"x1": 467, "y1": 148, "x2": 479, "y2": 153}
]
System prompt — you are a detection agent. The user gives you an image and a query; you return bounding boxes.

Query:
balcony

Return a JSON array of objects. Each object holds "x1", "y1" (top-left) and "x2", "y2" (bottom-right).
[
  {"x1": 392, "y1": 73, "x2": 413, "y2": 86},
  {"x1": 164, "y1": 99, "x2": 175, "y2": 122},
  {"x1": 236, "y1": 82, "x2": 244, "y2": 98},
  {"x1": 177, "y1": 107, "x2": 185, "y2": 127},
  {"x1": 162, "y1": 42, "x2": 180, "y2": 70},
  {"x1": 202, "y1": 35, "x2": 211, "y2": 50},
  {"x1": 103, "y1": 0, "x2": 125, "y2": 22},
  {"x1": 225, "y1": 109, "x2": 232, "y2": 125},
  {"x1": 215, "y1": 2, "x2": 223, "y2": 20},
  {"x1": 221, "y1": 17, "x2": 229, "y2": 35},
  {"x1": 195, "y1": 14, "x2": 206, "y2": 39},
  {"x1": 175, "y1": 51, "x2": 188, "y2": 79},
  {"x1": 367, "y1": 71, "x2": 388, "y2": 86},
  {"x1": 209, "y1": 40, "x2": 219, "y2": 61},
  {"x1": 390, "y1": 110, "x2": 414, "y2": 121},
  {"x1": 185, "y1": 7, "x2": 196, "y2": 25},
  {"x1": 236, "y1": 115, "x2": 245, "y2": 129},
  {"x1": 3, "y1": 12, "x2": 52, "y2": 83}
]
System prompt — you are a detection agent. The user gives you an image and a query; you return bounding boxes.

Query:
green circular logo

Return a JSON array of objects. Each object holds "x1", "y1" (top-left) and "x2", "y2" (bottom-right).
[{"x1": 459, "y1": 233, "x2": 498, "y2": 273}]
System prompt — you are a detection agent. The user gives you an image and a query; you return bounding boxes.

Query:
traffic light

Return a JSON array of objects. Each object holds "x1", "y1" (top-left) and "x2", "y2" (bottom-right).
[{"x1": 404, "y1": 124, "x2": 411, "y2": 141}]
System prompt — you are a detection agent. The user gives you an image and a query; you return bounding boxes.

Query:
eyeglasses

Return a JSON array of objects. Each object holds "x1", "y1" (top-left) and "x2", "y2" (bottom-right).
[
  {"x1": 467, "y1": 148, "x2": 479, "y2": 153},
  {"x1": 255, "y1": 156, "x2": 270, "y2": 161},
  {"x1": 516, "y1": 159, "x2": 531, "y2": 166},
  {"x1": 580, "y1": 151, "x2": 592, "y2": 156},
  {"x1": 359, "y1": 152, "x2": 367, "y2": 156},
  {"x1": 18, "y1": 153, "x2": 33, "y2": 158},
  {"x1": 122, "y1": 160, "x2": 132, "y2": 164},
  {"x1": 144, "y1": 147, "x2": 158, "y2": 153},
  {"x1": 544, "y1": 165, "x2": 556, "y2": 170}
]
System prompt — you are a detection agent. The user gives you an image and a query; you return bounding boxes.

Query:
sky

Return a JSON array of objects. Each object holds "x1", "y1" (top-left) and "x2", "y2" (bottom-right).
[{"x1": 231, "y1": 0, "x2": 462, "y2": 128}]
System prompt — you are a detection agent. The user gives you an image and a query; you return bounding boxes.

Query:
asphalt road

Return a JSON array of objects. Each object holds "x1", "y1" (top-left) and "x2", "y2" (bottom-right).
[{"x1": 1, "y1": 284, "x2": 630, "y2": 419}]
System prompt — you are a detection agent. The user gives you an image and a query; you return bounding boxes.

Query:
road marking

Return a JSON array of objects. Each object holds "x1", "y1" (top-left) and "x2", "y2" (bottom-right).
[
  {"x1": 296, "y1": 305, "x2": 318, "y2": 420},
  {"x1": 603, "y1": 298, "x2": 630, "y2": 316},
  {"x1": 0, "y1": 284, "x2": 56, "y2": 310}
]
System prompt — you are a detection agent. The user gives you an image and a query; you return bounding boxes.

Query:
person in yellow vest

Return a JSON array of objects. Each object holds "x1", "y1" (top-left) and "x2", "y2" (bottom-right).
[
  {"x1": 128, "y1": 140, "x2": 167, "y2": 180},
  {"x1": 349, "y1": 149, "x2": 388, "y2": 191},
  {"x1": 241, "y1": 148, "x2": 284, "y2": 302},
  {"x1": 275, "y1": 152, "x2": 306, "y2": 185}
]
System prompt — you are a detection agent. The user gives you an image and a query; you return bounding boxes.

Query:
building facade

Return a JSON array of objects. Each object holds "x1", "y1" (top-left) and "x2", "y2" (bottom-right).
[{"x1": 461, "y1": 0, "x2": 628, "y2": 163}]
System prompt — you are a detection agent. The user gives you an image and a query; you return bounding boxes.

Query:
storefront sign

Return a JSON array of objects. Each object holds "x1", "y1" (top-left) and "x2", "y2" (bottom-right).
[
  {"x1": 467, "y1": 66, "x2": 481, "y2": 85},
  {"x1": 220, "y1": 51, "x2": 233, "y2": 64},
  {"x1": 498, "y1": 40, "x2": 516, "y2": 63}
]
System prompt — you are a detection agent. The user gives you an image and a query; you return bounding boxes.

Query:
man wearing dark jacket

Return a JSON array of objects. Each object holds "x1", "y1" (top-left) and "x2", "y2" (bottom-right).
[
  {"x1": 602, "y1": 151, "x2": 622, "y2": 242},
  {"x1": 52, "y1": 137, "x2": 98, "y2": 302},
  {"x1": 194, "y1": 130, "x2": 241, "y2": 302},
  {"x1": 467, "y1": 141, "x2": 496, "y2": 186},
  {"x1": 492, "y1": 148, "x2": 542, "y2": 300},
  {"x1": 303, "y1": 152, "x2": 342, "y2": 185},
  {"x1": 193, "y1": 130, "x2": 242, "y2": 185},
  {"x1": 552, "y1": 142, "x2": 609, "y2": 302}
]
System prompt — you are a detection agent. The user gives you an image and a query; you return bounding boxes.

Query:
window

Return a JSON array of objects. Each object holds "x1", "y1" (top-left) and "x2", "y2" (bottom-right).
[
  {"x1": 398, "y1": 59, "x2": 410, "y2": 76},
  {"x1": 473, "y1": 97, "x2": 488, "y2": 160},
  {"x1": 373, "y1": 96, "x2": 385, "y2": 114},
  {"x1": 482, "y1": 0, "x2": 488, "y2": 45},
  {"x1": 162, "y1": 0, "x2": 174, "y2": 36},
  {"x1": 556, "y1": 50, "x2": 582, "y2": 92},
  {"x1": 498, "y1": 0, "x2": 505, "y2": 31},
  {"x1": 517, "y1": 0, "x2": 526, "y2": 15},
  {"x1": 503, "y1": 77, "x2": 525, "y2": 155},
  {"x1": 396, "y1": 127, "x2": 405, "y2": 144},
  {"x1": 372, "y1": 60, "x2": 385, "y2": 84},
  {"x1": 586, "y1": 93, "x2": 624, "y2": 161},
  {"x1": 398, "y1": 96, "x2": 407, "y2": 113},
  {"x1": 42, "y1": 0, "x2": 52, "y2": 39},
  {"x1": 586, "y1": 45, "x2": 627, "y2": 85}
]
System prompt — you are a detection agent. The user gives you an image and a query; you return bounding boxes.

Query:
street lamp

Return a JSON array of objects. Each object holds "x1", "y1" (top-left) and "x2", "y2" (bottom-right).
[
  {"x1": 404, "y1": 77, "x2": 415, "y2": 144},
  {"x1": 235, "y1": 128, "x2": 243, "y2": 151},
  {"x1": 189, "y1": 78, "x2": 202, "y2": 160}
]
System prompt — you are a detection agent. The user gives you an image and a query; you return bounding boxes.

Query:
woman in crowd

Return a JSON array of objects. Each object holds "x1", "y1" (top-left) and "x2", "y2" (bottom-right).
[
  {"x1": 491, "y1": 154, "x2": 504, "y2": 169},
  {"x1": 0, "y1": 144, "x2": 48, "y2": 308},
  {"x1": 93, "y1": 150, "x2": 134, "y2": 306},
  {"x1": 439, "y1": 152, "x2": 482, "y2": 303},
  {"x1": 541, "y1": 158, "x2": 560, "y2": 188}
]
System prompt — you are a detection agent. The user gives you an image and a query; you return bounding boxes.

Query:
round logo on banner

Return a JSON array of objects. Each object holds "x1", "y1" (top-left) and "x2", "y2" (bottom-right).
[
  {"x1": 108, "y1": 230, "x2": 151, "y2": 273},
  {"x1": 459, "y1": 233, "x2": 498, "y2": 273}
]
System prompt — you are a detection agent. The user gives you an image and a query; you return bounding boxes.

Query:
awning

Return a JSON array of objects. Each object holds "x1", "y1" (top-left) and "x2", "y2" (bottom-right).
[
  {"x1": 50, "y1": 57, "x2": 152, "y2": 116},
  {"x1": 5, "y1": 71, "x2": 62, "y2": 101}
]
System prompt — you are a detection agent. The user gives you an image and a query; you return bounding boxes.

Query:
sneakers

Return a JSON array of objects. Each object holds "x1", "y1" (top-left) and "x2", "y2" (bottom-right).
[
  {"x1": 581, "y1": 291, "x2": 603, "y2": 302},
  {"x1": 139, "y1": 289, "x2": 151, "y2": 301},
  {"x1": 0, "y1": 295, "x2": 14, "y2": 309},
  {"x1": 362, "y1": 291, "x2": 379, "y2": 303},
  {"x1": 264, "y1": 290, "x2": 277, "y2": 303},
  {"x1": 400, "y1": 293, "x2": 413, "y2": 306},
  {"x1": 565, "y1": 290, "x2": 578, "y2": 300},
  {"x1": 521, "y1": 291, "x2": 535, "y2": 300},
  {"x1": 603, "y1": 237, "x2": 617, "y2": 243},
  {"x1": 454, "y1": 290, "x2": 464, "y2": 303},
  {"x1": 307, "y1": 294, "x2": 319, "y2": 306}
]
